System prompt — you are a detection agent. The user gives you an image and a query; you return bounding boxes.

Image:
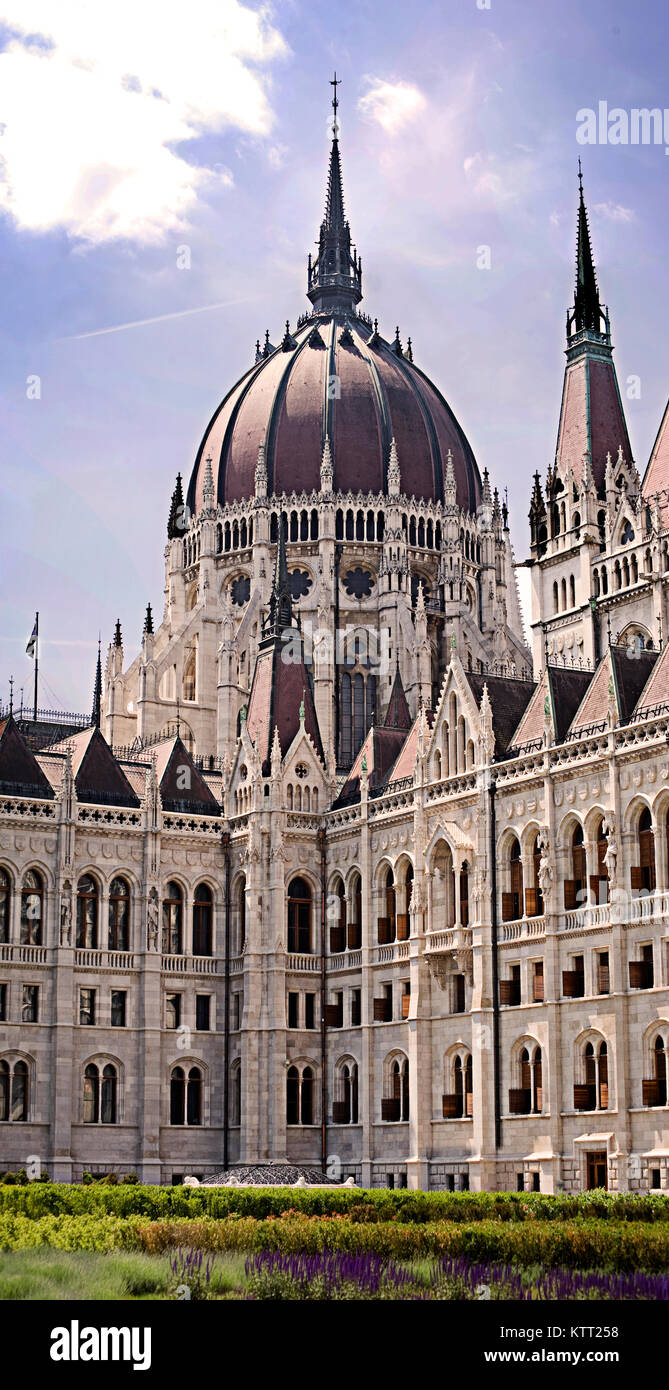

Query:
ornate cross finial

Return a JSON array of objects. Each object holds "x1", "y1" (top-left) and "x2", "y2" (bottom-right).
[
  {"x1": 8, "y1": 674, "x2": 14, "y2": 715},
  {"x1": 330, "y1": 71, "x2": 340, "y2": 137},
  {"x1": 578, "y1": 156, "x2": 583, "y2": 193},
  {"x1": 176, "y1": 696, "x2": 181, "y2": 736}
]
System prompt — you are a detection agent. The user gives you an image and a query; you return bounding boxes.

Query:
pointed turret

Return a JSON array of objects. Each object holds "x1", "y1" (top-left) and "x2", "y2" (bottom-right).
[
  {"x1": 91, "y1": 639, "x2": 102, "y2": 729},
  {"x1": 555, "y1": 164, "x2": 631, "y2": 490},
  {"x1": 113, "y1": 619, "x2": 122, "y2": 649},
  {"x1": 306, "y1": 74, "x2": 363, "y2": 315},
  {"x1": 255, "y1": 443, "x2": 267, "y2": 499},
  {"x1": 201, "y1": 457, "x2": 215, "y2": 513},
  {"x1": 387, "y1": 437, "x2": 401, "y2": 496},
  {"x1": 143, "y1": 603, "x2": 154, "y2": 636},
  {"x1": 320, "y1": 435, "x2": 333, "y2": 494},
  {"x1": 167, "y1": 473, "x2": 185, "y2": 539}
]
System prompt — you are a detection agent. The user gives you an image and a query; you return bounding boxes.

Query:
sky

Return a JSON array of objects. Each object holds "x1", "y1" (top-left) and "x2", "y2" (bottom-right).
[{"x1": 1, "y1": 0, "x2": 668, "y2": 713}]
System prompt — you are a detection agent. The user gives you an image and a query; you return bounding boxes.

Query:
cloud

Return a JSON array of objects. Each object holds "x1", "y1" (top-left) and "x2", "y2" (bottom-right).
[
  {"x1": 0, "y1": 0, "x2": 288, "y2": 243},
  {"x1": 463, "y1": 150, "x2": 532, "y2": 204},
  {"x1": 357, "y1": 77, "x2": 426, "y2": 134},
  {"x1": 592, "y1": 201, "x2": 635, "y2": 223}
]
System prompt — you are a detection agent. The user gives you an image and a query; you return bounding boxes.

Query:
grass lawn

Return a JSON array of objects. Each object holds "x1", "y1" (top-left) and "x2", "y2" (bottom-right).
[{"x1": 0, "y1": 1249, "x2": 247, "y2": 1301}]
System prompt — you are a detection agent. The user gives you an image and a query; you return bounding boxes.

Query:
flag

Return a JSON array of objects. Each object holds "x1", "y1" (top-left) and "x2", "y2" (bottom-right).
[{"x1": 26, "y1": 620, "x2": 37, "y2": 658}]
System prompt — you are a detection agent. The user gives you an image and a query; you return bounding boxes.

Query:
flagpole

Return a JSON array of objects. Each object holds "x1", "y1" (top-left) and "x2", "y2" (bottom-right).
[{"x1": 33, "y1": 612, "x2": 39, "y2": 722}]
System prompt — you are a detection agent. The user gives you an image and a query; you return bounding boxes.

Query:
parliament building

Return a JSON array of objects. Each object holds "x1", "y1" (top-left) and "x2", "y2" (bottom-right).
[{"x1": 2, "y1": 95, "x2": 669, "y2": 1192}]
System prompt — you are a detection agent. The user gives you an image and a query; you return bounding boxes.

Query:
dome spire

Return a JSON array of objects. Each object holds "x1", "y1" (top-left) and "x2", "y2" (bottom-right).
[{"x1": 307, "y1": 74, "x2": 363, "y2": 315}]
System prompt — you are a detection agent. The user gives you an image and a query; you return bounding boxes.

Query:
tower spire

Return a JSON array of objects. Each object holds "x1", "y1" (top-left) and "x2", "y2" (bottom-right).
[
  {"x1": 306, "y1": 74, "x2": 363, "y2": 315},
  {"x1": 91, "y1": 636, "x2": 102, "y2": 729},
  {"x1": 570, "y1": 161, "x2": 606, "y2": 339}
]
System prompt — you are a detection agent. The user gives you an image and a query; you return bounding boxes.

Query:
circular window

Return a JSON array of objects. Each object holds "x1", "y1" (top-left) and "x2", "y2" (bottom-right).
[
  {"x1": 231, "y1": 575, "x2": 250, "y2": 606},
  {"x1": 343, "y1": 567, "x2": 374, "y2": 599},
  {"x1": 295, "y1": 763, "x2": 308, "y2": 779},
  {"x1": 289, "y1": 569, "x2": 312, "y2": 600}
]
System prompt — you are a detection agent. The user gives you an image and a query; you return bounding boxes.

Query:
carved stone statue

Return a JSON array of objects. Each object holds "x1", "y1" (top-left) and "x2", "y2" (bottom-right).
[
  {"x1": 602, "y1": 816, "x2": 618, "y2": 887},
  {"x1": 147, "y1": 888, "x2": 159, "y2": 951},
  {"x1": 537, "y1": 829, "x2": 553, "y2": 907},
  {"x1": 59, "y1": 890, "x2": 72, "y2": 946}
]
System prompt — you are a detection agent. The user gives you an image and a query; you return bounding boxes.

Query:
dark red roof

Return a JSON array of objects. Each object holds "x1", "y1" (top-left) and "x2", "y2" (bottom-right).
[
  {"x1": 555, "y1": 352, "x2": 631, "y2": 489},
  {"x1": 188, "y1": 315, "x2": 482, "y2": 512},
  {"x1": 246, "y1": 635, "x2": 324, "y2": 776}
]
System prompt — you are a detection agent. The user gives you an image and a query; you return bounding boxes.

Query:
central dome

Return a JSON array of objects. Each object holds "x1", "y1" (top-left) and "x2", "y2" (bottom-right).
[
  {"x1": 188, "y1": 315, "x2": 482, "y2": 513},
  {"x1": 187, "y1": 116, "x2": 482, "y2": 515}
]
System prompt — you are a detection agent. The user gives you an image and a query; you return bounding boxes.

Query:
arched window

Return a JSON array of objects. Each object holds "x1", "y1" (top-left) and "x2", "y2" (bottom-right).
[
  {"x1": 0, "y1": 1058, "x2": 29, "y2": 1122},
  {"x1": 193, "y1": 883, "x2": 213, "y2": 956},
  {"x1": 528, "y1": 836, "x2": 543, "y2": 916},
  {"x1": 383, "y1": 1056, "x2": 409, "y2": 1122},
  {"x1": 310, "y1": 509, "x2": 319, "y2": 540},
  {"x1": 287, "y1": 877, "x2": 312, "y2": 954},
  {"x1": 560, "y1": 577, "x2": 567, "y2": 610},
  {"x1": 0, "y1": 869, "x2": 10, "y2": 944},
  {"x1": 645, "y1": 1036, "x2": 668, "y2": 1107},
  {"x1": 459, "y1": 861, "x2": 469, "y2": 927},
  {"x1": 290, "y1": 511, "x2": 298, "y2": 542},
  {"x1": 378, "y1": 867, "x2": 396, "y2": 943},
  {"x1": 108, "y1": 877, "x2": 130, "y2": 951},
  {"x1": 187, "y1": 1066, "x2": 202, "y2": 1125},
  {"x1": 170, "y1": 1066, "x2": 185, "y2": 1125},
  {"x1": 509, "y1": 1044, "x2": 542, "y2": 1114},
  {"x1": 162, "y1": 881, "x2": 183, "y2": 954},
  {"x1": 170, "y1": 1065, "x2": 202, "y2": 1125},
  {"x1": 76, "y1": 874, "x2": 98, "y2": 949},
  {"x1": 573, "y1": 511, "x2": 581, "y2": 539},
  {"x1": 564, "y1": 824, "x2": 586, "y2": 909},
  {"x1": 230, "y1": 1061, "x2": 242, "y2": 1126},
  {"x1": 20, "y1": 869, "x2": 44, "y2": 946},
  {"x1": 575, "y1": 1040, "x2": 608, "y2": 1111},
  {"x1": 594, "y1": 819, "x2": 609, "y2": 904},
  {"x1": 443, "y1": 1052, "x2": 473, "y2": 1118},
  {"x1": 502, "y1": 838, "x2": 523, "y2": 922},
  {"x1": 632, "y1": 808, "x2": 655, "y2": 894},
  {"x1": 335, "y1": 509, "x2": 344, "y2": 540},
  {"x1": 236, "y1": 876, "x2": 246, "y2": 954},
  {"x1": 553, "y1": 581, "x2": 559, "y2": 614},
  {"x1": 333, "y1": 1061, "x2": 359, "y2": 1124},
  {"x1": 286, "y1": 1064, "x2": 315, "y2": 1125},
  {"x1": 601, "y1": 566, "x2": 608, "y2": 594},
  {"x1": 345, "y1": 510, "x2": 354, "y2": 540},
  {"x1": 83, "y1": 1061, "x2": 118, "y2": 1124},
  {"x1": 340, "y1": 671, "x2": 352, "y2": 765},
  {"x1": 569, "y1": 574, "x2": 576, "y2": 607}
]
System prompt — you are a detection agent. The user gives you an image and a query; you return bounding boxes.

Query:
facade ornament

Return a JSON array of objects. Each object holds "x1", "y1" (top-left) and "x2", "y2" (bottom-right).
[
  {"x1": 147, "y1": 888, "x2": 159, "y2": 951},
  {"x1": 537, "y1": 829, "x2": 554, "y2": 908},
  {"x1": 602, "y1": 815, "x2": 618, "y2": 887},
  {"x1": 59, "y1": 883, "x2": 72, "y2": 946}
]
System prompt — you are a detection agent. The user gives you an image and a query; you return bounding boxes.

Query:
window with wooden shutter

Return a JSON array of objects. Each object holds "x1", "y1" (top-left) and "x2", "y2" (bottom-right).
[
  {"x1": 525, "y1": 887, "x2": 539, "y2": 918},
  {"x1": 533, "y1": 962, "x2": 544, "y2": 1002},
  {"x1": 564, "y1": 879, "x2": 578, "y2": 910}
]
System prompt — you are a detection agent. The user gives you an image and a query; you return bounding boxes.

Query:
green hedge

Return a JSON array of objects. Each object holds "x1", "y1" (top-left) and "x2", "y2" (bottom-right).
[
  {"x1": 0, "y1": 1211, "x2": 667, "y2": 1272},
  {"x1": 0, "y1": 1182, "x2": 668, "y2": 1224}
]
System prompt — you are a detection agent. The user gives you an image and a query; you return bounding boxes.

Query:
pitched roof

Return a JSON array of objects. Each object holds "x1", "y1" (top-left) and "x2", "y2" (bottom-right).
[
  {"x1": 566, "y1": 646, "x2": 657, "y2": 737},
  {"x1": 509, "y1": 665, "x2": 592, "y2": 750},
  {"x1": 642, "y1": 397, "x2": 669, "y2": 505},
  {"x1": 465, "y1": 673, "x2": 536, "y2": 758},
  {"x1": 629, "y1": 640, "x2": 669, "y2": 717},
  {"x1": 0, "y1": 717, "x2": 55, "y2": 799},
  {"x1": 153, "y1": 736, "x2": 220, "y2": 814},
  {"x1": 48, "y1": 726, "x2": 140, "y2": 807},
  {"x1": 383, "y1": 665, "x2": 412, "y2": 730}
]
